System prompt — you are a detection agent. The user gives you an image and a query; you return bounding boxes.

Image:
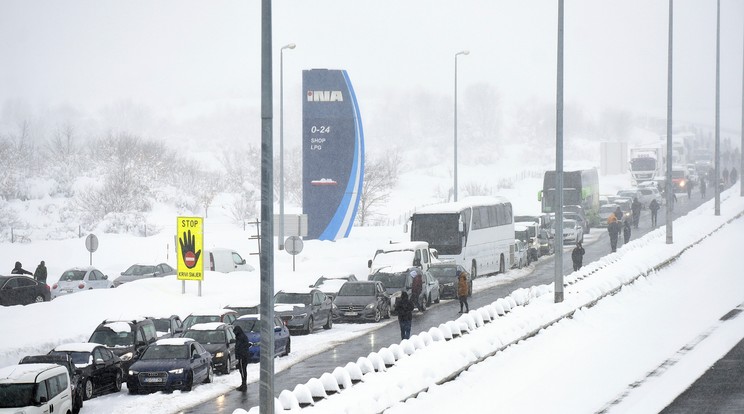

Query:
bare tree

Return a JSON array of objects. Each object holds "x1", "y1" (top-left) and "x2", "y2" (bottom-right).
[
  {"x1": 356, "y1": 150, "x2": 402, "y2": 226},
  {"x1": 46, "y1": 123, "x2": 82, "y2": 196},
  {"x1": 219, "y1": 145, "x2": 260, "y2": 192}
]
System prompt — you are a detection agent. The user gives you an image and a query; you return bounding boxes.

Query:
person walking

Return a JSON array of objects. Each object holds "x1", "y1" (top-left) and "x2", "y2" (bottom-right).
[
  {"x1": 731, "y1": 168, "x2": 738, "y2": 185},
  {"x1": 607, "y1": 213, "x2": 620, "y2": 253},
  {"x1": 394, "y1": 291, "x2": 415, "y2": 339},
  {"x1": 649, "y1": 198, "x2": 660, "y2": 227},
  {"x1": 700, "y1": 178, "x2": 707, "y2": 199},
  {"x1": 11, "y1": 261, "x2": 32, "y2": 276},
  {"x1": 631, "y1": 197, "x2": 642, "y2": 229},
  {"x1": 686, "y1": 180, "x2": 693, "y2": 200},
  {"x1": 457, "y1": 270, "x2": 470, "y2": 313},
  {"x1": 623, "y1": 218, "x2": 632, "y2": 244},
  {"x1": 723, "y1": 168, "x2": 730, "y2": 187},
  {"x1": 233, "y1": 325, "x2": 250, "y2": 391},
  {"x1": 410, "y1": 269, "x2": 423, "y2": 311},
  {"x1": 571, "y1": 242, "x2": 585, "y2": 271},
  {"x1": 33, "y1": 261, "x2": 47, "y2": 284}
]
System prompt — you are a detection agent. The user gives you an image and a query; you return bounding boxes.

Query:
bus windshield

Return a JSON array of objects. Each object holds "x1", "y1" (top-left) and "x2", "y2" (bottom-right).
[{"x1": 410, "y1": 213, "x2": 461, "y2": 255}]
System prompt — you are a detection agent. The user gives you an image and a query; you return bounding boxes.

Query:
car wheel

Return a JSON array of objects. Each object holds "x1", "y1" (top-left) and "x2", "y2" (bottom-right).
[
  {"x1": 204, "y1": 365, "x2": 213, "y2": 384},
  {"x1": 434, "y1": 290, "x2": 440, "y2": 304},
  {"x1": 427, "y1": 293, "x2": 432, "y2": 306},
  {"x1": 373, "y1": 308, "x2": 381, "y2": 323},
  {"x1": 384, "y1": 305, "x2": 391, "y2": 319},
  {"x1": 323, "y1": 313, "x2": 332, "y2": 330},
  {"x1": 223, "y1": 356, "x2": 231, "y2": 375},
  {"x1": 128, "y1": 385, "x2": 138, "y2": 395},
  {"x1": 471, "y1": 262, "x2": 478, "y2": 280},
  {"x1": 183, "y1": 372, "x2": 193, "y2": 391},
  {"x1": 33, "y1": 295, "x2": 45, "y2": 303},
  {"x1": 418, "y1": 297, "x2": 426, "y2": 312},
  {"x1": 499, "y1": 255, "x2": 506, "y2": 274},
  {"x1": 83, "y1": 378, "x2": 93, "y2": 400},
  {"x1": 284, "y1": 338, "x2": 291, "y2": 356},
  {"x1": 305, "y1": 317, "x2": 314, "y2": 334},
  {"x1": 468, "y1": 281, "x2": 473, "y2": 297},
  {"x1": 113, "y1": 370, "x2": 122, "y2": 392}
]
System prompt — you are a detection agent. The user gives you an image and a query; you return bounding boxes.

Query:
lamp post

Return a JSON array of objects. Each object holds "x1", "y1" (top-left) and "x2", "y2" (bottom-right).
[
  {"x1": 279, "y1": 43, "x2": 295, "y2": 251},
  {"x1": 454, "y1": 50, "x2": 469, "y2": 202}
]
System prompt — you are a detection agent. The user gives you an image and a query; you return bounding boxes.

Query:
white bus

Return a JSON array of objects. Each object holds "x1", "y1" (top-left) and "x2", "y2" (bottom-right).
[{"x1": 408, "y1": 196, "x2": 514, "y2": 279}]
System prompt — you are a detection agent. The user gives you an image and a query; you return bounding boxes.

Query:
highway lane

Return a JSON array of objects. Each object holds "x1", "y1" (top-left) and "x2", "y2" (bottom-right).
[{"x1": 185, "y1": 193, "x2": 710, "y2": 414}]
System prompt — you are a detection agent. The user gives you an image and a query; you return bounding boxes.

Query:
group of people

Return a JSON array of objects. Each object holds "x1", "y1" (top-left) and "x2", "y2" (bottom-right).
[{"x1": 11, "y1": 261, "x2": 47, "y2": 284}]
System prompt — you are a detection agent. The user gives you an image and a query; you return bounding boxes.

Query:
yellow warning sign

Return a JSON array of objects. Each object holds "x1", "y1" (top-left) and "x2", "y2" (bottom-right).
[{"x1": 176, "y1": 217, "x2": 203, "y2": 281}]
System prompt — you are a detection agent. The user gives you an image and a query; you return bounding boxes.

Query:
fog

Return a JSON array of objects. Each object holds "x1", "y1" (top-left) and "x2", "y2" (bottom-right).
[{"x1": 1, "y1": 0, "x2": 743, "y2": 148}]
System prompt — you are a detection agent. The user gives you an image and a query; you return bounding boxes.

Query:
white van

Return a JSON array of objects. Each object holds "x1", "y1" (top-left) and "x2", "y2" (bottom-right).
[
  {"x1": 204, "y1": 248, "x2": 255, "y2": 273},
  {"x1": 367, "y1": 241, "x2": 438, "y2": 277},
  {"x1": 0, "y1": 363, "x2": 73, "y2": 414}
]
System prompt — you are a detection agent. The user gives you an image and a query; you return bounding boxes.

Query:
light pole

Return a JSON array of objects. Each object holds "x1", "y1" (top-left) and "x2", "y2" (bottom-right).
[
  {"x1": 279, "y1": 43, "x2": 295, "y2": 251},
  {"x1": 454, "y1": 50, "x2": 469, "y2": 202}
]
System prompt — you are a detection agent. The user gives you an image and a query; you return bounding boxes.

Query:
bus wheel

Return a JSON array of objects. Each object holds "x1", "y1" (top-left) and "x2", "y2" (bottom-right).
[
  {"x1": 499, "y1": 255, "x2": 506, "y2": 273},
  {"x1": 471, "y1": 262, "x2": 477, "y2": 280}
]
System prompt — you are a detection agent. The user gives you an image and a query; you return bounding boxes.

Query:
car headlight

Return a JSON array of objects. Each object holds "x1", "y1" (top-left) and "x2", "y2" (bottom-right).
[
  {"x1": 365, "y1": 303, "x2": 376, "y2": 310},
  {"x1": 128, "y1": 370, "x2": 138, "y2": 376},
  {"x1": 215, "y1": 352, "x2": 224, "y2": 358},
  {"x1": 444, "y1": 282, "x2": 454, "y2": 287},
  {"x1": 120, "y1": 352, "x2": 133, "y2": 361},
  {"x1": 168, "y1": 368, "x2": 183, "y2": 374}
]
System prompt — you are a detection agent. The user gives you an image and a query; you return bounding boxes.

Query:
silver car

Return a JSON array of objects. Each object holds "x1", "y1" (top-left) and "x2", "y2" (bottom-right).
[{"x1": 51, "y1": 267, "x2": 113, "y2": 299}]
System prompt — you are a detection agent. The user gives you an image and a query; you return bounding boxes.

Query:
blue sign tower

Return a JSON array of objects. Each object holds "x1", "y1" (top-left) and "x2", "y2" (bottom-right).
[{"x1": 302, "y1": 69, "x2": 364, "y2": 240}]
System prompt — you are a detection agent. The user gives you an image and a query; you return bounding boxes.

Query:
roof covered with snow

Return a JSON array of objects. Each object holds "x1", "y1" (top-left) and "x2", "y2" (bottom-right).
[
  {"x1": 187, "y1": 322, "x2": 226, "y2": 331},
  {"x1": 53, "y1": 342, "x2": 100, "y2": 353},
  {"x1": 155, "y1": 338, "x2": 195, "y2": 346}
]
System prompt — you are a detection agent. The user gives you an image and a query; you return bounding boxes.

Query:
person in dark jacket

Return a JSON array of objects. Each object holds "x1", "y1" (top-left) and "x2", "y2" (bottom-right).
[
  {"x1": 394, "y1": 291, "x2": 415, "y2": 340},
  {"x1": 34, "y1": 261, "x2": 47, "y2": 284},
  {"x1": 700, "y1": 178, "x2": 707, "y2": 199},
  {"x1": 457, "y1": 270, "x2": 470, "y2": 313},
  {"x1": 11, "y1": 261, "x2": 32, "y2": 276},
  {"x1": 731, "y1": 168, "x2": 738, "y2": 185},
  {"x1": 631, "y1": 198, "x2": 642, "y2": 229},
  {"x1": 623, "y1": 218, "x2": 631, "y2": 244},
  {"x1": 233, "y1": 325, "x2": 250, "y2": 391},
  {"x1": 649, "y1": 199, "x2": 660, "y2": 227},
  {"x1": 571, "y1": 242, "x2": 585, "y2": 271}
]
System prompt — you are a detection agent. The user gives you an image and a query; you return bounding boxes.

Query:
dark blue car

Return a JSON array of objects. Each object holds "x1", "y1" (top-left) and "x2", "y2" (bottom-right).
[
  {"x1": 126, "y1": 338, "x2": 213, "y2": 393},
  {"x1": 232, "y1": 315, "x2": 290, "y2": 362}
]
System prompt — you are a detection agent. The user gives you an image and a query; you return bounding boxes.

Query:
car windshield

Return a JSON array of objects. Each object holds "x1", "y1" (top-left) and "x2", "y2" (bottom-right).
[
  {"x1": 0, "y1": 383, "x2": 35, "y2": 408},
  {"x1": 89, "y1": 329, "x2": 133, "y2": 348},
  {"x1": 371, "y1": 272, "x2": 406, "y2": 289},
  {"x1": 50, "y1": 350, "x2": 91, "y2": 366},
  {"x1": 183, "y1": 330, "x2": 225, "y2": 345},
  {"x1": 59, "y1": 270, "x2": 86, "y2": 281},
  {"x1": 182, "y1": 315, "x2": 221, "y2": 330},
  {"x1": 233, "y1": 318, "x2": 260, "y2": 333},
  {"x1": 141, "y1": 344, "x2": 188, "y2": 360},
  {"x1": 600, "y1": 205, "x2": 616, "y2": 214},
  {"x1": 428, "y1": 266, "x2": 458, "y2": 283},
  {"x1": 618, "y1": 191, "x2": 636, "y2": 198},
  {"x1": 274, "y1": 292, "x2": 311, "y2": 305},
  {"x1": 337, "y1": 283, "x2": 375, "y2": 297},
  {"x1": 151, "y1": 319, "x2": 171, "y2": 332},
  {"x1": 123, "y1": 265, "x2": 156, "y2": 276}
]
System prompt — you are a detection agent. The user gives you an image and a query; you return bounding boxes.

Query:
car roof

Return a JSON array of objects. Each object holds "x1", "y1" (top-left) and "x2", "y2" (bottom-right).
[
  {"x1": 186, "y1": 309, "x2": 237, "y2": 317},
  {"x1": 0, "y1": 363, "x2": 65, "y2": 383},
  {"x1": 63, "y1": 266, "x2": 97, "y2": 272},
  {"x1": 155, "y1": 338, "x2": 195, "y2": 346},
  {"x1": 53, "y1": 342, "x2": 101, "y2": 353},
  {"x1": 187, "y1": 322, "x2": 227, "y2": 331},
  {"x1": 236, "y1": 314, "x2": 261, "y2": 320},
  {"x1": 276, "y1": 287, "x2": 316, "y2": 294}
]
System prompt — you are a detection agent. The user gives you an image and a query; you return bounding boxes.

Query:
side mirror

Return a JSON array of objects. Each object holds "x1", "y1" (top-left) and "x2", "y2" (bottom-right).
[
  {"x1": 103, "y1": 275, "x2": 108, "y2": 280},
  {"x1": 274, "y1": 326, "x2": 282, "y2": 332},
  {"x1": 229, "y1": 338, "x2": 236, "y2": 344},
  {"x1": 38, "y1": 395, "x2": 48, "y2": 405},
  {"x1": 403, "y1": 222, "x2": 408, "y2": 233},
  {"x1": 367, "y1": 259, "x2": 372, "y2": 268},
  {"x1": 241, "y1": 259, "x2": 246, "y2": 265},
  {"x1": 413, "y1": 258, "x2": 421, "y2": 267}
]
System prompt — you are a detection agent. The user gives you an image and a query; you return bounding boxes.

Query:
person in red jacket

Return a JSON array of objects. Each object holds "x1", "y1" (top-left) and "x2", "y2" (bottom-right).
[{"x1": 457, "y1": 270, "x2": 470, "y2": 313}]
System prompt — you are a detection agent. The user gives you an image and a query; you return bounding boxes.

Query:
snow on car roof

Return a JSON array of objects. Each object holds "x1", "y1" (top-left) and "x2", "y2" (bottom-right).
[
  {"x1": 187, "y1": 322, "x2": 226, "y2": 331},
  {"x1": 102, "y1": 321, "x2": 133, "y2": 333},
  {"x1": 237, "y1": 314, "x2": 260, "y2": 320},
  {"x1": 187, "y1": 309, "x2": 236, "y2": 317},
  {"x1": 225, "y1": 301, "x2": 260, "y2": 308},
  {"x1": 54, "y1": 342, "x2": 99, "y2": 353},
  {"x1": 316, "y1": 279, "x2": 348, "y2": 291},
  {"x1": 0, "y1": 363, "x2": 63, "y2": 382},
  {"x1": 275, "y1": 304, "x2": 304, "y2": 312},
  {"x1": 156, "y1": 338, "x2": 195, "y2": 346}
]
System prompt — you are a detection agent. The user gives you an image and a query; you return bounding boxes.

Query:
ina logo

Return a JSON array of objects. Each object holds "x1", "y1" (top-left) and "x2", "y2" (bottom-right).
[{"x1": 306, "y1": 90, "x2": 343, "y2": 102}]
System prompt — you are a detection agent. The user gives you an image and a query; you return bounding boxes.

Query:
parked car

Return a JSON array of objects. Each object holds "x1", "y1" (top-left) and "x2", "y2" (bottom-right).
[
  {"x1": 126, "y1": 338, "x2": 213, "y2": 394},
  {"x1": 224, "y1": 302, "x2": 260, "y2": 317},
  {"x1": 599, "y1": 204, "x2": 619, "y2": 227},
  {"x1": 51, "y1": 267, "x2": 113, "y2": 299},
  {"x1": 274, "y1": 288, "x2": 334, "y2": 334},
  {"x1": 536, "y1": 228, "x2": 555, "y2": 256},
  {"x1": 0, "y1": 275, "x2": 50, "y2": 305},
  {"x1": 551, "y1": 218, "x2": 584, "y2": 244},
  {"x1": 113, "y1": 263, "x2": 175, "y2": 287},
  {"x1": 515, "y1": 223, "x2": 540, "y2": 263},
  {"x1": 428, "y1": 262, "x2": 470, "y2": 299},
  {"x1": 0, "y1": 363, "x2": 73, "y2": 414},
  {"x1": 181, "y1": 322, "x2": 237, "y2": 375},
  {"x1": 88, "y1": 317, "x2": 158, "y2": 371},
  {"x1": 49, "y1": 343, "x2": 123, "y2": 400},
  {"x1": 180, "y1": 309, "x2": 239, "y2": 333},
  {"x1": 617, "y1": 189, "x2": 642, "y2": 203},
  {"x1": 370, "y1": 266, "x2": 439, "y2": 312},
  {"x1": 309, "y1": 273, "x2": 358, "y2": 300},
  {"x1": 146, "y1": 315, "x2": 183, "y2": 339},
  {"x1": 637, "y1": 186, "x2": 663, "y2": 208},
  {"x1": 232, "y1": 314, "x2": 291, "y2": 361},
  {"x1": 19, "y1": 353, "x2": 84, "y2": 414},
  {"x1": 563, "y1": 212, "x2": 589, "y2": 236},
  {"x1": 512, "y1": 239, "x2": 529, "y2": 269},
  {"x1": 332, "y1": 281, "x2": 391, "y2": 323},
  {"x1": 204, "y1": 248, "x2": 255, "y2": 273}
]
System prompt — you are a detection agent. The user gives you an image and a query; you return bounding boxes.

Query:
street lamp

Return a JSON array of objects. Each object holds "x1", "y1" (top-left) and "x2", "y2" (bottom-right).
[
  {"x1": 279, "y1": 43, "x2": 295, "y2": 251},
  {"x1": 454, "y1": 50, "x2": 469, "y2": 202}
]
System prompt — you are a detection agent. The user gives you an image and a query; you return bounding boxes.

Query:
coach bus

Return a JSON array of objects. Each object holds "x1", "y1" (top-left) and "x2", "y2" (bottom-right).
[{"x1": 408, "y1": 196, "x2": 514, "y2": 279}]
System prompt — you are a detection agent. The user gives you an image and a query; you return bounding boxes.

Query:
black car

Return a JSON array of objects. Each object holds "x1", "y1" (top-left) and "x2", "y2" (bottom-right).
[
  {"x1": 88, "y1": 318, "x2": 158, "y2": 371},
  {"x1": 146, "y1": 315, "x2": 183, "y2": 339},
  {"x1": 182, "y1": 322, "x2": 237, "y2": 374},
  {"x1": 332, "y1": 281, "x2": 391, "y2": 323},
  {"x1": 19, "y1": 353, "x2": 84, "y2": 414},
  {"x1": 428, "y1": 262, "x2": 471, "y2": 299},
  {"x1": 49, "y1": 343, "x2": 123, "y2": 400},
  {"x1": 274, "y1": 289, "x2": 334, "y2": 334},
  {"x1": 126, "y1": 338, "x2": 213, "y2": 394},
  {"x1": 113, "y1": 263, "x2": 176, "y2": 287},
  {"x1": 0, "y1": 275, "x2": 51, "y2": 306}
]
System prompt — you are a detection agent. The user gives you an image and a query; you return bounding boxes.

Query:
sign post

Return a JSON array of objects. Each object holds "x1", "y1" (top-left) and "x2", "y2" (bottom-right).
[
  {"x1": 176, "y1": 217, "x2": 204, "y2": 296},
  {"x1": 85, "y1": 234, "x2": 98, "y2": 266},
  {"x1": 285, "y1": 236, "x2": 304, "y2": 271}
]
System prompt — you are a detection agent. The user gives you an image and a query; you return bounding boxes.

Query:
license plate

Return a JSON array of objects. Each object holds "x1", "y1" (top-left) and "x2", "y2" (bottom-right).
[
  {"x1": 143, "y1": 377, "x2": 163, "y2": 383},
  {"x1": 344, "y1": 312, "x2": 358, "y2": 316}
]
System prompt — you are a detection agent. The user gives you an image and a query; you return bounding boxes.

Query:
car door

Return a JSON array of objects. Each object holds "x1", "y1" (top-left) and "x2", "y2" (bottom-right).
[
  {"x1": 376, "y1": 282, "x2": 389, "y2": 313},
  {"x1": 194, "y1": 343, "x2": 210, "y2": 379},
  {"x1": 273, "y1": 316, "x2": 286, "y2": 355},
  {"x1": 224, "y1": 326, "x2": 236, "y2": 363},
  {"x1": 5, "y1": 277, "x2": 32, "y2": 305}
]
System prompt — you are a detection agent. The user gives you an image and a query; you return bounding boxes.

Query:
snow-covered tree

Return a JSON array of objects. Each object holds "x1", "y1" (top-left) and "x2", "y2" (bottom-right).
[{"x1": 356, "y1": 150, "x2": 402, "y2": 226}]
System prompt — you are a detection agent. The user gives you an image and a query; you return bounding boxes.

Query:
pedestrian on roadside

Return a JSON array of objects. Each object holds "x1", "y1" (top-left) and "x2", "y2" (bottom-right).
[
  {"x1": 233, "y1": 325, "x2": 250, "y2": 391},
  {"x1": 700, "y1": 178, "x2": 707, "y2": 198},
  {"x1": 686, "y1": 180, "x2": 693, "y2": 200},
  {"x1": 394, "y1": 291, "x2": 415, "y2": 340},
  {"x1": 571, "y1": 242, "x2": 585, "y2": 271},
  {"x1": 34, "y1": 261, "x2": 47, "y2": 284},
  {"x1": 731, "y1": 168, "x2": 738, "y2": 185},
  {"x1": 457, "y1": 270, "x2": 470, "y2": 313},
  {"x1": 631, "y1": 197, "x2": 642, "y2": 229},
  {"x1": 607, "y1": 214, "x2": 620, "y2": 253},
  {"x1": 723, "y1": 168, "x2": 730, "y2": 187},
  {"x1": 649, "y1": 199, "x2": 660, "y2": 227},
  {"x1": 11, "y1": 261, "x2": 32, "y2": 276},
  {"x1": 623, "y1": 218, "x2": 631, "y2": 244}
]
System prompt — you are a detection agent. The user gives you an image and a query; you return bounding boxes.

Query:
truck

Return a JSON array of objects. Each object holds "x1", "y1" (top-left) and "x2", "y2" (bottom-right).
[
  {"x1": 538, "y1": 169, "x2": 600, "y2": 227},
  {"x1": 629, "y1": 137, "x2": 689, "y2": 186}
]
